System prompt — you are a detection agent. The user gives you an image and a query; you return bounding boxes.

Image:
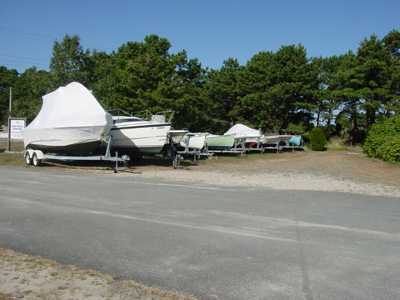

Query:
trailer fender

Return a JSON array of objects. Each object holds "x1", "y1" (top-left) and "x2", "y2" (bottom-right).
[
  {"x1": 34, "y1": 150, "x2": 45, "y2": 160},
  {"x1": 25, "y1": 149, "x2": 45, "y2": 160}
]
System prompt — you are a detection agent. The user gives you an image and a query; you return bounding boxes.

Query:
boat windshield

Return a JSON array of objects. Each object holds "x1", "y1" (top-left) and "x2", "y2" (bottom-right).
[{"x1": 113, "y1": 116, "x2": 143, "y2": 124}]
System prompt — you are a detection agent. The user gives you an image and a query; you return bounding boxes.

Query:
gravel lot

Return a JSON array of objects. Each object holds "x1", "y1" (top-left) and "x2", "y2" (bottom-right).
[
  {"x1": 0, "y1": 248, "x2": 197, "y2": 300},
  {"x1": 133, "y1": 150, "x2": 400, "y2": 198}
]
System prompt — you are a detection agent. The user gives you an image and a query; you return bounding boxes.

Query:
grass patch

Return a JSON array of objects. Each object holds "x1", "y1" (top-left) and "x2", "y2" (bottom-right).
[
  {"x1": 325, "y1": 138, "x2": 350, "y2": 151},
  {"x1": 0, "y1": 139, "x2": 24, "y2": 152},
  {"x1": 0, "y1": 152, "x2": 24, "y2": 166},
  {"x1": 326, "y1": 138, "x2": 364, "y2": 153},
  {"x1": 0, "y1": 293, "x2": 14, "y2": 300}
]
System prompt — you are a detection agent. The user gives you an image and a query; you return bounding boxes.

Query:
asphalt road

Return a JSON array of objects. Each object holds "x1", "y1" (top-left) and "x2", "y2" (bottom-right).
[{"x1": 0, "y1": 166, "x2": 399, "y2": 300}]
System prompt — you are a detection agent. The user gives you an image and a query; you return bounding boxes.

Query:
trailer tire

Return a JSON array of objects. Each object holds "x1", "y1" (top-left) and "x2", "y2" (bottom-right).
[
  {"x1": 25, "y1": 152, "x2": 32, "y2": 166},
  {"x1": 32, "y1": 153, "x2": 41, "y2": 167}
]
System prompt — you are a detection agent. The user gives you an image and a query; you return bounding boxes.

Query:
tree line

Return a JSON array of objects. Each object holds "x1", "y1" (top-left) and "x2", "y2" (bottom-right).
[{"x1": 1, "y1": 30, "x2": 399, "y2": 143}]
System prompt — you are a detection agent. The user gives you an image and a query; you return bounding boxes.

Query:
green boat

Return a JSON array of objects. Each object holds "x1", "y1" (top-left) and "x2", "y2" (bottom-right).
[{"x1": 206, "y1": 134, "x2": 235, "y2": 150}]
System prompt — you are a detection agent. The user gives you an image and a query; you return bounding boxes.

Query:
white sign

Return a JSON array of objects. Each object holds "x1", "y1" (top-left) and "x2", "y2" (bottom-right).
[{"x1": 9, "y1": 119, "x2": 26, "y2": 140}]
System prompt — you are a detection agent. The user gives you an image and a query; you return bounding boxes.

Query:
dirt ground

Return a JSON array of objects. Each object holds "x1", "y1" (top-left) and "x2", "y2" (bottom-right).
[
  {"x1": 0, "y1": 293, "x2": 13, "y2": 300},
  {"x1": 199, "y1": 149, "x2": 400, "y2": 187},
  {"x1": 125, "y1": 149, "x2": 400, "y2": 197},
  {"x1": 0, "y1": 248, "x2": 197, "y2": 300},
  {"x1": 1, "y1": 148, "x2": 399, "y2": 196},
  {"x1": 3, "y1": 137, "x2": 399, "y2": 191}
]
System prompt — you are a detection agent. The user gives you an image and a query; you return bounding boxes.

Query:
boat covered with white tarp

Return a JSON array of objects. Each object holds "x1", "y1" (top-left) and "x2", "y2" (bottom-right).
[
  {"x1": 24, "y1": 82, "x2": 112, "y2": 155},
  {"x1": 224, "y1": 123, "x2": 262, "y2": 141}
]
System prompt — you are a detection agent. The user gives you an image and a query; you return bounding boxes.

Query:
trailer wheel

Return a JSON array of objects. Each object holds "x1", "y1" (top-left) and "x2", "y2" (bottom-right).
[
  {"x1": 32, "y1": 153, "x2": 41, "y2": 167},
  {"x1": 25, "y1": 152, "x2": 32, "y2": 166}
]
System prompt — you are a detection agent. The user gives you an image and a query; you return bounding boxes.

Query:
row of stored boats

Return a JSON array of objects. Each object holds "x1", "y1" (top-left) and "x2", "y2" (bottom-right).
[{"x1": 24, "y1": 82, "x2": 302, "y2": 164}]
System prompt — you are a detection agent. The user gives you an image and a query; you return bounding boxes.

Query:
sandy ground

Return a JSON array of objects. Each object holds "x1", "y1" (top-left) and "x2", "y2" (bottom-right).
[
  {"x1": 128, "y1": 150, "x2": 400, "y2": 198},
  {"x1": 2, "y1": 148, "x2": 399, "y2": 197},
  {"x1": 0, "y1": 248, "x2": 197, "y2": 300},
  {"x1": 2, "y1": 138, "x2": 399, "y2": 197}
]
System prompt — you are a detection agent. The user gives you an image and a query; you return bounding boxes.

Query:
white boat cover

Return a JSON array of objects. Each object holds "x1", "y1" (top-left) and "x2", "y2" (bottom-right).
[
  {"x1": 24, "y1": 82, "x2": 112, "y2": 148},
  {"x1": 224, "y1": 124, "x2": 262, "y2": 138}
]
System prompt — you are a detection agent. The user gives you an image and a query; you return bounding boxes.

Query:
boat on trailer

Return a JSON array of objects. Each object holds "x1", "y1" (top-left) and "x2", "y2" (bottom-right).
[
  {"x1": 24, "y1": 82, "x2": 112, "y2": 155},
  {"x1": 207, "y1": 124, "x2": 264, "y2": 154},
  {"x1": 110, "y1": 113, "x2": 171, "y2": 157},
  {"x1": 180, "y1": 132, "x2": 208, "y2": 150},
  {"x1": 206, "y1": 134, "x2": 235, "y2": 151},
  {"x1": 24, "y1": 82, "x2": 129, "y2": 171}
]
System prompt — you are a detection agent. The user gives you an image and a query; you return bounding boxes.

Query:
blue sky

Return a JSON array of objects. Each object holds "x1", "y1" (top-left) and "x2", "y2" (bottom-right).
[{"x1": 1, "y1": 0, "x2": 399, "y2": 72}]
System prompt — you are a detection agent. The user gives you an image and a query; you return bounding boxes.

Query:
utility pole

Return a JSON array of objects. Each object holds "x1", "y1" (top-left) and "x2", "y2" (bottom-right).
[
  {"x1": 7, "y1": 87, "x2": 12, "y2": 152},
  {"x1": 9, "y1": 87, "x2": 12, "y2": 113}
]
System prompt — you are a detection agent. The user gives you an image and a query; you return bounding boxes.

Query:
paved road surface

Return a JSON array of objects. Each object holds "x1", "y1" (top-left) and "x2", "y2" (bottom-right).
[{"x1": 0, "y1": 166, "x2": 399, "y2": 300}]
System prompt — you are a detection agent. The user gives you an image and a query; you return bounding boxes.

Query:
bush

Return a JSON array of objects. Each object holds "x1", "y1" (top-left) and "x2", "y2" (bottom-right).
[
  {"x1": 287, "y1": 123, "x2": 306, "y2": 134},
  {"x1": 309, "y1": 127, "x2": 327, "y2": 151},
  {"x1": 379, "y1": 137, "x2": 400, "y2": 162},
  {"x1": 364, "y1": 116, "x2": 400, "y2": 162}
]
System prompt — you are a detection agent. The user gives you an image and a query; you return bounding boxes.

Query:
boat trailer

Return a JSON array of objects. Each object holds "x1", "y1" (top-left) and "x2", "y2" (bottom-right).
[
  {"x1": 24, "y1": 137, "x2": 130, "y2": 173},
  {"x1": 207, "y1": 136, "x2": 264, "y2": 155},
  {"x1": 167, "y1": 132, "x2": 212, "y2": 169}
]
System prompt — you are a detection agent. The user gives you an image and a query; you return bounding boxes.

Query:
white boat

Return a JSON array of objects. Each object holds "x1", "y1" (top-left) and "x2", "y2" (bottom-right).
[
  {"x1": 110, "y1": 114, "x2": 171, "y2": 156},
  {"x1": 262, "y1": 135, "x2": 292, "y2": 146},
  {"x1": 24, "y1": 82, "x2": 112, "y2": 155},
  {"x1": 224, "y1": 124, "x2": 263, "y2": 145},
  {"x1": 168, "y1": 129, "x2": 189, "y2": 144},
  {"x1": 180, "y1": 132, "x2": 207, "y2": 150}
]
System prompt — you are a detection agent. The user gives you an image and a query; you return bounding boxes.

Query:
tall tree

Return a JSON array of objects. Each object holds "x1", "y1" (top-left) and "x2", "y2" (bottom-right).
[
  {"x1": 50, "y1": 34, "x2": 91, "y2": 86},
  {"x1": 239, "y1": 45, "x2": 311, "y2": 131},
  {"x1": 0, "y1": 66, "x2": 18, "y2": 123},
  {"x1": 311, "y1": 56, "x2": 343, "y2": 127},
  {"x1": 205, "y1": 58, "x2": 244, "y2": 131},
  {"x1": 383, "y1": 30, "x2": 400, "y2": 114},
  {"x1": 13, "y1": 67, "x2": 52, "y2": 121},
  {"x1": 356, "y1": 35, "x2": 392, "y2": 128},
  {"x1": 330, "y1": 52, "x2": 363, "y2": 143}
]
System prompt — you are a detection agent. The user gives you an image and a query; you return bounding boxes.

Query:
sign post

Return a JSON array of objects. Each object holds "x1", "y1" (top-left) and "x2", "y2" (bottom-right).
[
  {"x1": 7, "y1": 87, "x2": 12, "y2": 152},
  {"x1": 8, "y1": 118, "x2": 10, "y2": 152},
  {"x1": 8, "y1": 117, "x2": 26, "y2": 152}
]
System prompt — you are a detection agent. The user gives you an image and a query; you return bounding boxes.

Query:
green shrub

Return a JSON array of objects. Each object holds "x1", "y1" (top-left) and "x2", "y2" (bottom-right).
[
  {"x1": 363, "y1": 116, "x2": 400, "y2": 162},
  {"x1": 378, "y1": 137, "x2": 400, "y2": 162},
  {"x1": 309, "y1": 127, "x2": 327, "y2": 151},
  {"x1": 287, "y1": 123, "x2": 306, "y2": 134}
]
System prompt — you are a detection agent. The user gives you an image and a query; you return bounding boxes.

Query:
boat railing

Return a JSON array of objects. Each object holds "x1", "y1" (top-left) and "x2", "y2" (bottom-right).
[
  {"x1": 107, "y1": 108, "x2": 133, "y2": 117},
  {"x1": 107, "y1": 108, "x2": 174, "y2": 123}
]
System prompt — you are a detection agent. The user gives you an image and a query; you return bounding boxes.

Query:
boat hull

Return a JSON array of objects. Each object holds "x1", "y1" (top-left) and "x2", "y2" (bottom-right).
[
  {"x1": 206, "y1": 135, "x2": 235, "y2": 150},
  {"x1": 24, "y1": 125, "x2": 109, "y2": 155},
  {"x1": 262, "y1": 135, "x2": 292, "y2": 146},
  {"x1": 111, "y1": 123, "x2": 171, "y2": 155},
  {"x1": 180, "y1": 133, "x2": 207, "y2": 150}
]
